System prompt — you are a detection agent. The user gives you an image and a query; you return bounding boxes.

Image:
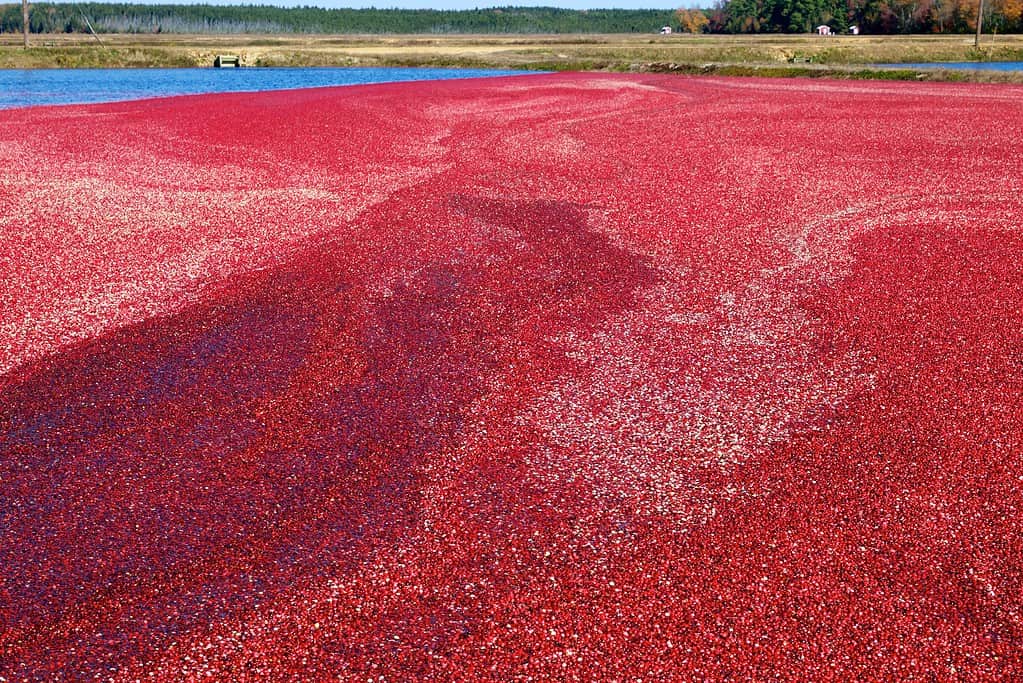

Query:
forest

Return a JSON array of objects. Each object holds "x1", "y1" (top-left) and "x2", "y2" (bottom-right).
[
  {"x1": 0, "y1": 1, "x2": 1018, "y2": 36},
  {"x1": 0, "y1": 4, "x2": 675, "y2": 35}
]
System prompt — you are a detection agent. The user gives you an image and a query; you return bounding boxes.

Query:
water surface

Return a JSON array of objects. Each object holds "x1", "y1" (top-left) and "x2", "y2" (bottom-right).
[
  {"x1": 0, "y1": 66, "x2": 534, "y2": 109},
  {"x1": 880, "y1": 61, "x2": 1023, "y2": 72}
]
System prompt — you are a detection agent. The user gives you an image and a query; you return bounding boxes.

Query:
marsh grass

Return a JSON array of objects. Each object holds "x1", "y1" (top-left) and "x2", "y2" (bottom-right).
[
  {"x1": 0, "y1": 46, "x2": 198, "y2": 68},
  {"x1": 1, "y1": 33, "x2": 1022, "y2": 81}
]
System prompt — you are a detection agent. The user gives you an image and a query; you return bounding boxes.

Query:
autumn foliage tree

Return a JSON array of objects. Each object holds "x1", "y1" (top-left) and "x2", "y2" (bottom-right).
[
  {"x1": 676, "y1": 8, "x2": 711, "y2": 32},
  {"x1": 991, "y1": 0, "x2": 1023, "y2": 29},
  {"x1": 714, "y1": 0, "x2": 1022, "y2": 31}
]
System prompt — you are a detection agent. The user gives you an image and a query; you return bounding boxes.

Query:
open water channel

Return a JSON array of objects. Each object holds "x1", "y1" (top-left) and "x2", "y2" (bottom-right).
[
  {"x1": 0, "y1": 66, "x2": 534, "y2": 109},
  {"x1": 880, "y1": 61, "x2": 1023, "y2": 71}
]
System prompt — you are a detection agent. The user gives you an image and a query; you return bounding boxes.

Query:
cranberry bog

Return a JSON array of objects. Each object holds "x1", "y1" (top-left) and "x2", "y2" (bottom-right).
[{"x1": 2, "y1": 73, "x2": 1022, "y2": 680}]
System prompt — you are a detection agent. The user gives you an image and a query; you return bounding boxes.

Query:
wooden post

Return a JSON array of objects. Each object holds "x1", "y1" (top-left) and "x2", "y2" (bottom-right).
[
  {"x1": 22, "y1": 0, "x2": 29, "y2": 49},
  {"x1": 975, "y1": 0, "x2": 984, "y2": 48}
]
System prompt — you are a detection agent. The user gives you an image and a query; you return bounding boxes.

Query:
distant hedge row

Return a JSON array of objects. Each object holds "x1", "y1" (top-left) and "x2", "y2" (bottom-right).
[{"x1": 0, "y1": 4, "x2": 677, "y2": 35}]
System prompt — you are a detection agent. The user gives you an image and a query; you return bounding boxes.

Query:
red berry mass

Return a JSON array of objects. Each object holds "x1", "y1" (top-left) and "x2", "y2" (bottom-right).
[{"x1": 2, "y1": 73, "x2": 1022, "y2": 680}]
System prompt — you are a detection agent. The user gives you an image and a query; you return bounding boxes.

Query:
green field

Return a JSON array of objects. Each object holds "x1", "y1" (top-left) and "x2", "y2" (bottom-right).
[{"x1": 2, "y1": 33, "x2": 1023, "y2": 81}]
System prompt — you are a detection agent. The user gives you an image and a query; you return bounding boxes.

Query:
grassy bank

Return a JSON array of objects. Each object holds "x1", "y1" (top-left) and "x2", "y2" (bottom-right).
[{"x1": 2, "y1": 33, "x2": 1023, "y2": 81}]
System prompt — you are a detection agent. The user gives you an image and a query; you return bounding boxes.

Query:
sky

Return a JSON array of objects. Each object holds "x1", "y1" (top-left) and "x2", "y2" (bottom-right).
[
  {"x1": 93, "y1": 0, "x2": 688, "y2": 10},
  {"x1": 300, "y1": 1, "x2": 682, "y2": 6}
]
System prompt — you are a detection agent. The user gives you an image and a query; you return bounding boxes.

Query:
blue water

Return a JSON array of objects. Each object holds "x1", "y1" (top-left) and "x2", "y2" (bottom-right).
[
  {"x1": 880, "y1": 61, "x2": 1023, "y2": 71},
  {"x1": 0, "y1": 66, "x2": 534, "y2": 109}
]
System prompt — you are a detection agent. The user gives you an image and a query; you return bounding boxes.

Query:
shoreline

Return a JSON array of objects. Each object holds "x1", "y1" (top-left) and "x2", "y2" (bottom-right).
[{"x1": 2, "y1": 32, "x2": 1023, "y2": 82}]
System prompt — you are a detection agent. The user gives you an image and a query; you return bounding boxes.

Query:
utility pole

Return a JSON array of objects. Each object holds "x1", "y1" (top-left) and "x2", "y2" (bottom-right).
[
  {"x1": 975, "y1": 0, "x2": 984, "y2": 48},
  {"x1": 22, "y1": 0, "x2": 29, "y2": 48}
]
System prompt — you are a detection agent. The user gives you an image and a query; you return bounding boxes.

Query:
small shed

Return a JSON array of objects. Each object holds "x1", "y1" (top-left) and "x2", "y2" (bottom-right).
[
  {"x1": 659, "y1": 26, "x2": 672, "y2": 34},
  {"x1": 850, "y1": 25, "x2": 860, "y2": 35},
  {"x1": 214, "y1": 54, "x2": 240, "y2": 68},
  {"x1": 816, "y1": 25, "x2": 832, "y2": 36}
]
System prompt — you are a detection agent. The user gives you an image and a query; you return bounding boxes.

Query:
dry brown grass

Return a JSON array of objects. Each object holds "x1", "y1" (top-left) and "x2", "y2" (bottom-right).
[{"x1": 1, "y1": 32, "x2": 1022, "y2": 78}]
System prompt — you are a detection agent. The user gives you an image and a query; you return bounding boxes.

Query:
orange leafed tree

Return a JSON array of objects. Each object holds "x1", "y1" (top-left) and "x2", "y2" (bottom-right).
[
  {"x1": 999, "y1": 0, "x2": 1023, "y2": 24},
  {"x1": 676, "y1": 8, "x2": 710, "y2": 32}
]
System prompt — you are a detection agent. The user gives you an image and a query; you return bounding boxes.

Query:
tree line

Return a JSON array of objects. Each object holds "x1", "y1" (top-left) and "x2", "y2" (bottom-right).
[
  {"x1": 0, "y1": 2, "x2": 1018, "y2": 36},
  {"x1": 704, "y1": 0, "x2": 1022, "y2": 34},
  {"x1": 0, "y1": 4, "x2": 675, "y2": 35}
]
